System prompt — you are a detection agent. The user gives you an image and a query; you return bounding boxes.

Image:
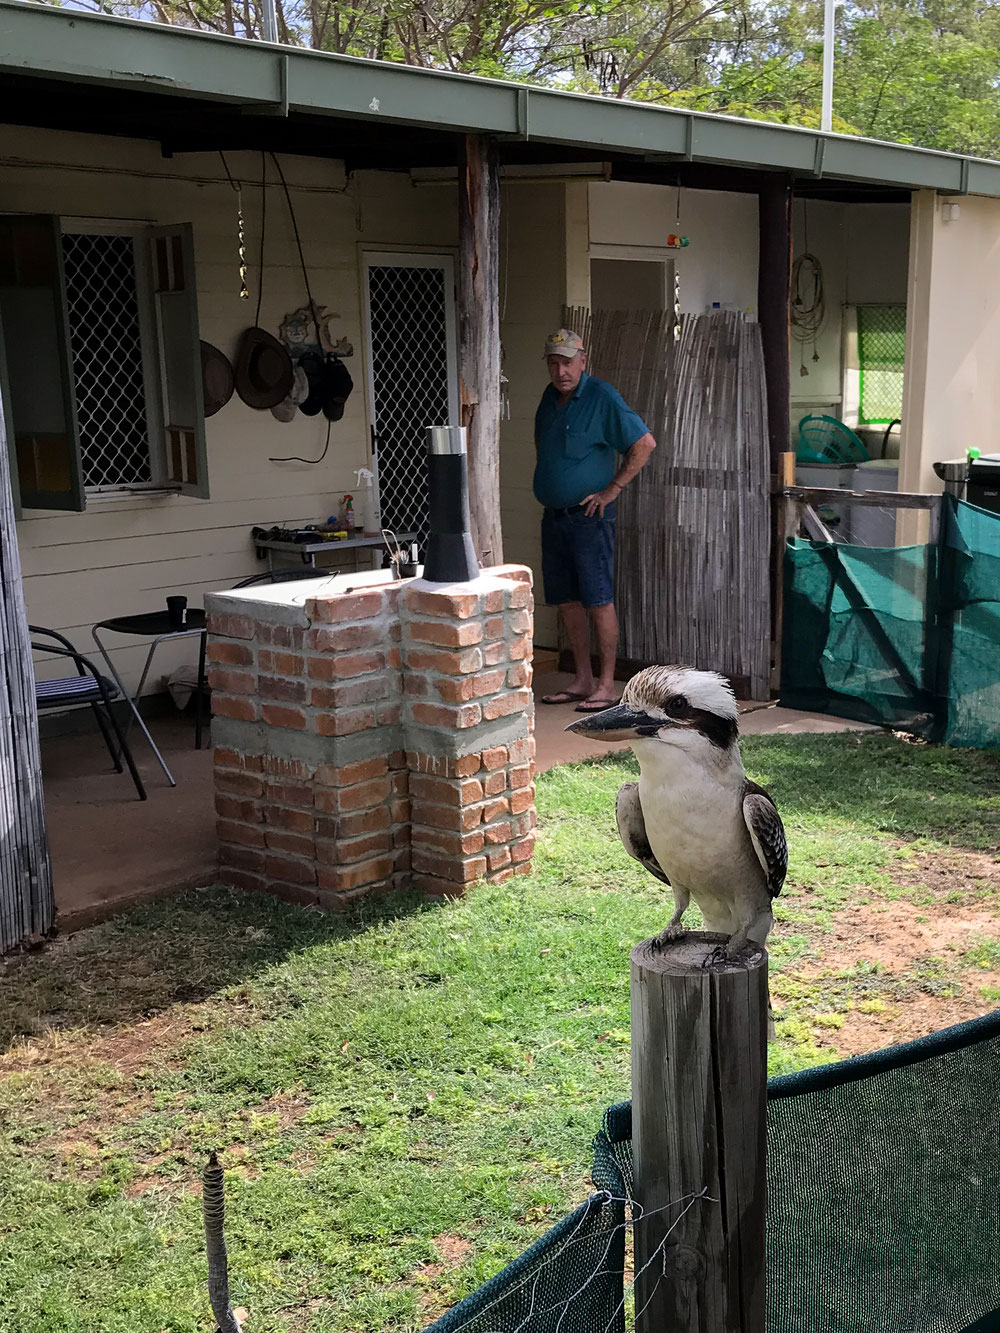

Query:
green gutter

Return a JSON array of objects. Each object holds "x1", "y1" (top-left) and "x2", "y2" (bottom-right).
[{"x1": 3, "y1": 0, "x2": 1000, "y2": 196}]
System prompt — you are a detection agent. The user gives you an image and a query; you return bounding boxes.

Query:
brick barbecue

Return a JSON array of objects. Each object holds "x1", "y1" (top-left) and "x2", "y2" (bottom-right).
[{"x1": 205, "y1": 566, "x2": 536, "y2": 908}]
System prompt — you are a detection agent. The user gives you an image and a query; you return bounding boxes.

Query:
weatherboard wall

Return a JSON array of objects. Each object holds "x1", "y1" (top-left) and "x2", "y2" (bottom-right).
[{"x1": 3, "y1": 127, "x2": 568, "y2": 690}]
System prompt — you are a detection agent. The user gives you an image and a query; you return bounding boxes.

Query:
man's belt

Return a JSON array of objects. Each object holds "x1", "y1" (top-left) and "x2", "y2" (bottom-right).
[{"x1": 544, "y1": 503, "x2": 586, "y2": 518}]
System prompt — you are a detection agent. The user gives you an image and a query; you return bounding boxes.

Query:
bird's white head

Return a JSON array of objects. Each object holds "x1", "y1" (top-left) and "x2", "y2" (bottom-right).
[{"x1": 566, "y1": 665, "x2": 740, "y2": 755}]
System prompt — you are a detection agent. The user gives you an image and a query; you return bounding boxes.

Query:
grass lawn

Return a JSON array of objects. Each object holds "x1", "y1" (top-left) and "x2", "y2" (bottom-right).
[{"x1": 1, "y1": 733, "x2": 998, "y2": 1332}]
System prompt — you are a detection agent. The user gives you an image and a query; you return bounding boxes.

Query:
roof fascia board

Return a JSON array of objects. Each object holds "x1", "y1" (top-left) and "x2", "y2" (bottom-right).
[{"x1": 3, "y1": 0, "x2": 1000, "y2": 197}]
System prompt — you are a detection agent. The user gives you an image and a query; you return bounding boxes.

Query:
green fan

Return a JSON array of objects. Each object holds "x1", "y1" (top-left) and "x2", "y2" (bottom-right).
[{"x1": 797, "y1": 414, "x2": 869, "y2": 464}]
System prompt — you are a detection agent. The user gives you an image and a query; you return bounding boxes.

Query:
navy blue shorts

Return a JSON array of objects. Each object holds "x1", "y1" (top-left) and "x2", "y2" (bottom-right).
[{"x1": 541, "y1": 503, "x2": 616, "y2": 608}]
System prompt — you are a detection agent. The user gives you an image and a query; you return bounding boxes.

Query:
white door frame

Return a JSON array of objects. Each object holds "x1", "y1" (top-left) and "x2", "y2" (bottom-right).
[{"x1": 360, "y1": 250, "x2": 461, "y2": 533}]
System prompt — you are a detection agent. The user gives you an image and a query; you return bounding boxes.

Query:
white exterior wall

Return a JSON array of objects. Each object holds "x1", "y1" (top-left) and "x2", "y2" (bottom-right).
[
  {"x1": 588, "y1": 180, "x2": 759, "y2": 315},
  {"x1": 4, "y1": 127, "x2": 459, "y2": 691},
  {"x1": 899, "y1": 188, "x2": 1000, "y2": 540}
]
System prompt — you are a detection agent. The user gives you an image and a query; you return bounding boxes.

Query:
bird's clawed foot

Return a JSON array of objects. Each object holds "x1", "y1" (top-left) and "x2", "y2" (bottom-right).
[
  {"x1": 651, "y1": 923, "x2": 687, "y2": 951},
  {"x1": 723, "y1": 930, "x2": 749, "y2": 960}
]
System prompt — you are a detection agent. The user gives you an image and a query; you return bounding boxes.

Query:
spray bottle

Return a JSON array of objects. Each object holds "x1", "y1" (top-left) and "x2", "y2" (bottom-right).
[{"x1": 354, "y1": 467, "x2": 377, "y2": 534}]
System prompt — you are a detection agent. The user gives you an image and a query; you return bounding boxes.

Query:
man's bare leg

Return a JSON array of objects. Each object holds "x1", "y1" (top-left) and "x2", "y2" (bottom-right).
[
  {"x1": 588, "y1": 601, "x2": 619, "y2": 701},
  {"x1": 559, "y1": 601, "x2": 596, "y2": 696}
]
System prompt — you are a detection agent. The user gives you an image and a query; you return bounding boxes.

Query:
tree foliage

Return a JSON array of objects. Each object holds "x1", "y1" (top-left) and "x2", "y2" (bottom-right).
[{"x1": 54, "y1": 0, "x2": 1000, "y2": 155}]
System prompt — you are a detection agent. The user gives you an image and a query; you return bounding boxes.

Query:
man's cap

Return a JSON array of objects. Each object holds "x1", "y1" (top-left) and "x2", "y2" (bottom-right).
[{"x1": 543, "y1": 329, "x2": 586, "y2": 359}]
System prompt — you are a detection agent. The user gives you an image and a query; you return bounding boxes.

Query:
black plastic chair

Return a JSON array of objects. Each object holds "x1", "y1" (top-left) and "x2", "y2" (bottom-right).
[{"x1": 30, "y1": 626, "x2": 147, "y2": 801}]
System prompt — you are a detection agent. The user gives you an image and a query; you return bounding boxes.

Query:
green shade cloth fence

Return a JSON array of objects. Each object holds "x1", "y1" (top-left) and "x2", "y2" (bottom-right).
[
  {"x1": 780, "y1": 496, "x2": 1000, "y2": 748},
  {"x1": 424, "y1": 1008, "x2": 1000, "y2": 1332}
]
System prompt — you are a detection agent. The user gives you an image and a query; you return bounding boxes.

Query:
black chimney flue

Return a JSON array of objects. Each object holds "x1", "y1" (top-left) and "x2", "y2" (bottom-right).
[{"x1": 423, "y1": 426, "x2": 480, "y2": 583}]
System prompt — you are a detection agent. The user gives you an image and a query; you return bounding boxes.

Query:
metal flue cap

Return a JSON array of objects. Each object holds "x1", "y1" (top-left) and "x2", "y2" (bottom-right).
[{"x1": 427, "y1": 426, "x2": 468, "y2": 456}]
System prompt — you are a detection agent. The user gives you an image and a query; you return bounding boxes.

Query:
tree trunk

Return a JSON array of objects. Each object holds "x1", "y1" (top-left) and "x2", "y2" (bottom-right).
[{"x1": 457, "y1": 134, "x2": 503, "y2": 567}]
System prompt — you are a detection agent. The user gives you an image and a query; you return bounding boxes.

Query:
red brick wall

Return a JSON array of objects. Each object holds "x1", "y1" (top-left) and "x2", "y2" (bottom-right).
[{"x1": 206, "y1": 566, "x2": 535, "y2": 909}]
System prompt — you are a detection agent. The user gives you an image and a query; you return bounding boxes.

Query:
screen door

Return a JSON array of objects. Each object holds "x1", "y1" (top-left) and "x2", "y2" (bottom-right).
[{"x1": 362, "y1": 253, "x2": 459, "y2": 550}]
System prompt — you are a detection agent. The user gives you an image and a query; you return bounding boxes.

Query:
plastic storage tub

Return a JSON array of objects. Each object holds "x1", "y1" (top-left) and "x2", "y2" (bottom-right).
[{"x1": 851, "y1": 458, "x2": 899, "y2": 546}]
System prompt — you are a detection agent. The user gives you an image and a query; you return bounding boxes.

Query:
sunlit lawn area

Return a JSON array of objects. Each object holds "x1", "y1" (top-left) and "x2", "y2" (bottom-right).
[{"x1": 1, "y1": 733, "x2": 998, "y2": 1332}]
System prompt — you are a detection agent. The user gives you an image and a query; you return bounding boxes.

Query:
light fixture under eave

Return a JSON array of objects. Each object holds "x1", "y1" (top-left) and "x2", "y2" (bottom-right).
[{"x1": 410, "y1": 162, "x2": 613, "y2": 186}]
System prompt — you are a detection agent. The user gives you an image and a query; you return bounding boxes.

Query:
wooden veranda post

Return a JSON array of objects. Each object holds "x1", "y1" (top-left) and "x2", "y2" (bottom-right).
[
  {"x1": 0, "y1": 381, "x2": 54, "y2": 951},
  {"x1": 457, "y1": 133, "x2": 503, "y2": 567},
  {"x1": 759, "y1": 180, "x2": 792, "y2": 691},
  {"x1": 631, "y1": 932, "x2": 768, "y2": 1332}
]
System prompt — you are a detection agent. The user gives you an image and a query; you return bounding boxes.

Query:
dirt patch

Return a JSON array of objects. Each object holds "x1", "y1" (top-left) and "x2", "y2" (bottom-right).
[
  {"x1": 832, "y1": 982, "x2": 1000, "y2": 1056},
  {"x1": 0, "y1": 1009, "x2": 199, "y2": 1078},
  {"x1": 779, "y1": 847, "x2": 1000, "y2": 1058},
  {"x1": 804, "y1": 895, "x2": 1000, "y2": 976},
  {"x1": 892, "y1": 848, "x2": 1000, "y2": 898},
  {"x1": 432, "y1": 1235, "x2": 475, "y2": 1268}
]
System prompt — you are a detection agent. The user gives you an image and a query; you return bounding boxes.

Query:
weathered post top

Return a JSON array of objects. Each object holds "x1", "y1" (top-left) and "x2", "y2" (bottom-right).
[{"x1": 631, "y1": 930, "x2": 768, "y2": 1333}]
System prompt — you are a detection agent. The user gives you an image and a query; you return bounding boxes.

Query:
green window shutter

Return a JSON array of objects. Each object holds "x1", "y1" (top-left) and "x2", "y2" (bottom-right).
[
  {"x1": 0, "y1": 215, "x2": 85, "y2": 512},
  {"x1": 857, "y1": 304, "x2": 906, "y2": 426},
  {"x1": 149, "y1": 224, "x2": 209, "y2": 499}
]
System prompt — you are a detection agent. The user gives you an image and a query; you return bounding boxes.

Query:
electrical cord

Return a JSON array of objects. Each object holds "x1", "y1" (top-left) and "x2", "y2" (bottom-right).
[
  {"x1": 269, "y1": 416, "x2": 333, "y2": 466},
  {"x1": 270, "y1": 151, "x2": 323, "y2": 348},
  {"x1": 791, "y1": 252, "x2": 825, "y2": 374},
  {"x1": 267, "y1": 150, "x2": 332, "y2": 465},
  {"x1": 255, "y1": 150, "x2": 266, "y2": 329}
]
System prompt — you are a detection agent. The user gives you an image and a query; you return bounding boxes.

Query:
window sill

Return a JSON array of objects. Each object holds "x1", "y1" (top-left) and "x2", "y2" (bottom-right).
[{"x1": 86, "y1": 487, "x2": 183, "y2": 505}]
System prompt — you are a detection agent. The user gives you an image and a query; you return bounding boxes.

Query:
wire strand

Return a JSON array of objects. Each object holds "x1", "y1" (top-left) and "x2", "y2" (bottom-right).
[
  {"x1": 255, "y1": 150, "x2": 267, "y2": 330},
  {"x1": 269, "y1": 416, "x2": 332, "y2": 466},
  {"x1": 269, "y1": 151, "x2": 323, "y2": 348}
]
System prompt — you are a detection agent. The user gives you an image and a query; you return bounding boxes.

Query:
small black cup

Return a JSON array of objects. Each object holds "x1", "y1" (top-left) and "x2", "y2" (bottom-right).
[{"x1": 166, "y1": 595, "x2": 188, "y2": 630}]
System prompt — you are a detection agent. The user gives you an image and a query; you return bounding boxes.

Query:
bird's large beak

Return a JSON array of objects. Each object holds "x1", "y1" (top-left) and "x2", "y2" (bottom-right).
[{"x1": 565, "y1": 703, "x2": 658, "y2": 740}]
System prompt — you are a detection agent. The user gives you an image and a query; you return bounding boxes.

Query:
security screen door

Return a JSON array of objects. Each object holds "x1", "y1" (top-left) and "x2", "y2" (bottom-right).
[{"x1": 362, "y1": 253, "x2": 460, "y2": 551}]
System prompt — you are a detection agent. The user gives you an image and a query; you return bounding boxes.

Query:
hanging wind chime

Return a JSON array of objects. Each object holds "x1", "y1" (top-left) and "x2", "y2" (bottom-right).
[
  {"x1": 235, "y1": 185, "x2": 249, "y2": 302},
  {"x1": 220, "y1": 151, "x2": 250, "y2": 301}
]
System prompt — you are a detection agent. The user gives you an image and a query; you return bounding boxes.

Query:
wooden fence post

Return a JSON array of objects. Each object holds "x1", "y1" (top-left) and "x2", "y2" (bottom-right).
[
  {"x1": 631, "y1": 931, "x2": 768, "y2": 1333},
  {"x1": 771, "y1": 449, "x2": 797, "y2": 693}
]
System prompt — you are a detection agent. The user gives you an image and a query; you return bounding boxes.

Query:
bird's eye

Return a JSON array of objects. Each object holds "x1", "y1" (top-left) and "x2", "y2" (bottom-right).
[{"x1": 666, "y1": 695, "x2": 687, "y2": 716}]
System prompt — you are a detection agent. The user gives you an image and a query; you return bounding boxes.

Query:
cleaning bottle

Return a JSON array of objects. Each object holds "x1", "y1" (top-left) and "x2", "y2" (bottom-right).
[{"x1": 354, "y1": 467, "x2": 377, "y2": 534}]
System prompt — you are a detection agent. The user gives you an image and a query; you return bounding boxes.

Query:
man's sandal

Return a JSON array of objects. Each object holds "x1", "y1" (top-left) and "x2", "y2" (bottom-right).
[{"x1": 540, "y1": 690, "x2": 590, "y2": 705}]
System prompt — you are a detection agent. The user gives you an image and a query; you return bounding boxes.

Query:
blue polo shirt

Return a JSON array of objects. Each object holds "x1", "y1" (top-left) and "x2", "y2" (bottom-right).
[{"x1": 533, "y1": 372, "x2": 649, "y2": 509}]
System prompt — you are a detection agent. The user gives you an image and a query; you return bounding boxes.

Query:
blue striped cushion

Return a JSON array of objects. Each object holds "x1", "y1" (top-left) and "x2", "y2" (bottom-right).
[{"x1": 35, "y1": 675, "x2": 119, "y2": 707}]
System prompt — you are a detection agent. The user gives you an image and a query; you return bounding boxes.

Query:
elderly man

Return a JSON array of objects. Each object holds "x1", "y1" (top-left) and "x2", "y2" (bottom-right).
[{"x1": 534, "y1": 329, "x2": 656, "y2": 712}]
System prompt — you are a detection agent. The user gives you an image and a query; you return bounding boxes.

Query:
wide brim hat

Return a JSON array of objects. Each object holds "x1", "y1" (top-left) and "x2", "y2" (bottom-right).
[
  {"x1": 270, "y1": 364, "x2": 310, "y2": 423},
  {"x1": 300, "y1": 353, "x2": 354, "y2": 422},
  {"x1": 234, "y1": 326, "x2": 295, "y2": 410},
  {"x1": 201, "y1": 341, "x2": 234, "y2": 417}
]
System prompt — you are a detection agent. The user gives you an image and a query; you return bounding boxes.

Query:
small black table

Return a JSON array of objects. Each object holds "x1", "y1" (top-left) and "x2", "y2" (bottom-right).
[{"x1": 92, "y1": 609, "x2": 208, "y2": 787}]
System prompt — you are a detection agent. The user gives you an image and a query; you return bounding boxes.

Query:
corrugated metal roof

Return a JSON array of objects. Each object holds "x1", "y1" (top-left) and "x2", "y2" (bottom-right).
[{"x1": 1, "y1": 0, "x2": 998, "y2": 195}]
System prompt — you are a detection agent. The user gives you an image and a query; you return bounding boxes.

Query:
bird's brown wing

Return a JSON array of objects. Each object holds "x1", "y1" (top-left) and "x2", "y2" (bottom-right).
[
  {"x1": 742, "y1": 781, "x2": 788, "y2": 898},
  {"x1": 616, "y1": 782, "x2": 670, "y2": 886}
]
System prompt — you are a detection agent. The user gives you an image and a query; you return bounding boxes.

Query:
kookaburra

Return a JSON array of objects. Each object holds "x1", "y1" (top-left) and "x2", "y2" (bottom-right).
[{"x1": 567, "y1": 665, "x2": 787, "y2": 964}]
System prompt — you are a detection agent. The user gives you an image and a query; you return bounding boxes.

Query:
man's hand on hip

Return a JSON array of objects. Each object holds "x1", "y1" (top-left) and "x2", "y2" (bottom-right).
[{"x1": 581, "y1": 485, "x2": 620, "y2": 518}]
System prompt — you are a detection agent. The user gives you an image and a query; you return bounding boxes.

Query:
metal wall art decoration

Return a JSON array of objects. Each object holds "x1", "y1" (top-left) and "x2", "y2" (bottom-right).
[{"x1": 278, "y1": 303, "x2": 353, "y2": 362}]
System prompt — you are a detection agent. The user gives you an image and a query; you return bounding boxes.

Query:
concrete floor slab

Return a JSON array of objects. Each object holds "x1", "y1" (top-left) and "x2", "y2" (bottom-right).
[{"x1": 39, "y1": 675, "x2": 877, "y2": 929}]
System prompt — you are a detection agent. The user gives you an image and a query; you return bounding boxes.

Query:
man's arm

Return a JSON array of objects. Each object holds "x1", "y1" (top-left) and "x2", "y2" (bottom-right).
[{"x1": 582, "y1": 432, "x2": 656, "y2": 518}]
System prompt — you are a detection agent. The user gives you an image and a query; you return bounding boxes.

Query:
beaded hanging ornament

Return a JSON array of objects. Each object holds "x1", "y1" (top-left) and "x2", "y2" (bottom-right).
[{"x1": 220, "y1": 152, "x2": 250, "y2": 301}]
